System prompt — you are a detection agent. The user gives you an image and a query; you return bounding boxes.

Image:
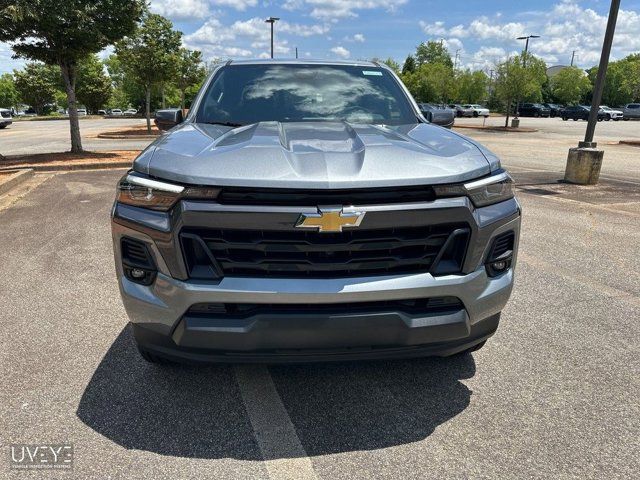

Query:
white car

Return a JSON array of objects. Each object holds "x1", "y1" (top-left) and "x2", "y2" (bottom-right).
[
  {"x1": 463, "y1": 104, "x2": 490, "y2": 118},
  {"x1": 124, "y1": 108, "x2": 138, "y2": 116},
  {"x1": 109, "y1": 109, "x2": 123, "y2": 116},
  {"x1": 77, "y1": 108, "x2": 87, "y2": 116},
  {"x1": 0, "y1": 108, "x2": 12, "y2": 129},
  {"x1": 599, "y1": 106, "x2": 623, "y2": 121}
]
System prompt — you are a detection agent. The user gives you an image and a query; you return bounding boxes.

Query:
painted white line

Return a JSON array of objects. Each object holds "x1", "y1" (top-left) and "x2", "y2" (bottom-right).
[{"x1": 234, "y1": 365, "x2": 319, "y2": 480}]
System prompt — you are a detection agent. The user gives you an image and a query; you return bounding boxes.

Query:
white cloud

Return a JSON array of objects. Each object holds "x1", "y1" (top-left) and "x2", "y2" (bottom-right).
[
  {"x1": 184, "y1": 15, "x2": 328, "y2": 62},
  {"x1": 283, "y1": 0, "x2": 408, "y2": 20},
  {"x1": 419, "y1": 1, "x2": 640, "y2": 69},
  {"x1": 149, "y1": 0, "x2": 211, "y2": 21},
  {"x1": 330, "y1": 45, "x2": 350, "y2": 59},
  {"x1": 345, "y1": 33, "x2": 365, "y2": 42},
  {"x1": 210, "y1": 0, "x2": 257, "y2": 10}
]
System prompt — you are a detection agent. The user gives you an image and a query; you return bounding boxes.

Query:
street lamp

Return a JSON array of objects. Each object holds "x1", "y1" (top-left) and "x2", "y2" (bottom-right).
[
  {"x1": 514, "y1": 34, "x2": 540, "y2": 121},
  {"x1": 265, "y1": 17, "x2": 280, "y2": 59}
]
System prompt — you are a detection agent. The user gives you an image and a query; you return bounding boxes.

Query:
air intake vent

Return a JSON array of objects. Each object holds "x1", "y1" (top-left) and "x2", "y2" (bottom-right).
[
  {"x1": 488, "y1": 232, "x2": 515, "y2": 261},
  {"x1": 121, "y1": 237, "x2": 156, "y2": 285},
  {"x1": 486, "y1": 231, "x2": 515, "y2": 277}
]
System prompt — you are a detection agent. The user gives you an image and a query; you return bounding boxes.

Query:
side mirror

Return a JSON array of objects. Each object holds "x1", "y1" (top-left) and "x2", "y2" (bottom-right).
[{"x1": 155, "y1": 109, "x2": 183, "y2": 131}]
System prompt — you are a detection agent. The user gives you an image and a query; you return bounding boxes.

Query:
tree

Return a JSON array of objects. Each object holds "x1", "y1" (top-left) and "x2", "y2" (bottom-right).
[
  {"x1": 76, "y1": 55, "x2": 112, "y2": 113},
  {"x1": 115, "y1": 13, "x2": 182, "y2": 133},
  {"x1": 457, "y1": 70, "x2": 489, "y2": 103},
  {"x1": 494, "y1": 53, "x2": 547, "y2": 127},
  {"x1": 402, "y1": 62, "x2": 456, "y2": 104},
  {"x1": 13, "y1": 63, "x2": 57, "y2": 115},
  {"x1": 402, "y1": 55, "x2": 416, "y2": 74},
  {"x1": 550, "y1": 67, "x2": 591, "y2": 106},
  {"x1": 0, "y1": 0, "x2": 144, "y2": 152},
  {"x1": 587, "y1": 54, "x2": 640, "y2": 106},
  {"x1": 175, "y1": 48, "x2": 206, "y2": 110},
  {"x1": 0, "y1": 73, "x2": 19, "y2": 109},
  {"x1": 415, "y1": 41, "x2": 453, "y2": 68}
]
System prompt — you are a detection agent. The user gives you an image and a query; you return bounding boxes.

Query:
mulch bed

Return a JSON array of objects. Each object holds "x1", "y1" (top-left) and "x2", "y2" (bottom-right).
[{"x1": 0, "y1": 151, "x2": 140, "y2": 170}]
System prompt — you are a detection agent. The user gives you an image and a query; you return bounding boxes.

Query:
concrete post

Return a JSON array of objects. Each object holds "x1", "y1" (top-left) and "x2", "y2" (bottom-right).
[{"x1": 564, "y1": 144, "x2": 604, "y2": 185}]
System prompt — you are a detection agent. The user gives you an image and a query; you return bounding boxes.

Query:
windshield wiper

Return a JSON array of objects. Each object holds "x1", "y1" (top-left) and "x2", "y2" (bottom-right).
[{"x1": 203, "y1": 121, "x2": 244, "y2": 127}]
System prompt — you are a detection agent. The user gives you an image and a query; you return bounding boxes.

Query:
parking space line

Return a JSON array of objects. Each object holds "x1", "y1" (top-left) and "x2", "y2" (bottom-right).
[{"x1": 234, "y1": 365, "x2": 319, "y2": 480}]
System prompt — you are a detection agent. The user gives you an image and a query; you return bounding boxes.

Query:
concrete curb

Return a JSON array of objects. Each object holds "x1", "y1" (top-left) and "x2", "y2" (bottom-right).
[
  {"x1": 0, "y1": 168, "x2": 35, "y2": 195},
  {"x1": 97, "y1": 133, "x2": 159, "y2": 140},
  {"x1": 619, "y1": 140, "x2": 640, "y2": 147},
  {"x1": 453, "y1": 125, "x2": 538, "y2": 133},
  {"x1": 0, "y1": 162, "x2": 131, "y2": 173}
]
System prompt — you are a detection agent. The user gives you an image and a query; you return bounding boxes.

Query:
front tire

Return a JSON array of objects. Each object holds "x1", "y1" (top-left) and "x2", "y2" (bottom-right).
[{"x1": 473, "y1": 111, "x2": 479, "y2": 118}]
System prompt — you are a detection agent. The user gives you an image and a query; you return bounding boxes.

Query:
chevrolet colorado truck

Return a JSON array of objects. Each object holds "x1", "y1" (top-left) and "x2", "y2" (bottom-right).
[{"x1": 111, "y1": 60, "x2": 521, "y2": 364}]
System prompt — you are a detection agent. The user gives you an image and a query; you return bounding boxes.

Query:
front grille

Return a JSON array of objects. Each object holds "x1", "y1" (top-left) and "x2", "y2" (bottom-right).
[
  {"x1": 488, "y1": 231, "x2": 515, "y2": 261},
  {"x1": 187, "y1": 297, "x2": 463, "y2": 318},
  {"x1": 182, "y1": 224, "x2": 469, "y2": 278},
  {"x1": 217, "y1": 185, "x2": 436, "y2": 206}
]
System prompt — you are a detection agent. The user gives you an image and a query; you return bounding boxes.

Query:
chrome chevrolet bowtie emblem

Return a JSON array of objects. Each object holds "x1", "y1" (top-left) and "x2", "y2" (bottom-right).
[{"x1": 295, "y1": 207, "x2": 365, "y2": 233}]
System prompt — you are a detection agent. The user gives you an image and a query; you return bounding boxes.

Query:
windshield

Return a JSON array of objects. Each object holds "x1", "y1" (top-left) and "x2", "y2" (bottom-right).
[{"x1": 196, "y1": 64, "x2": 417, "y2": 126}]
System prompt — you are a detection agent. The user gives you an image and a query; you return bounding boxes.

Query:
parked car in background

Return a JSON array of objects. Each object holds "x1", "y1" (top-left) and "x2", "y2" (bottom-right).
[
  {"x1": 77, "y1": 108, "x2": 87, "y2": 116},
  {"x1": 463, "y1": 104, "x2": 490, "y2": 118},
  {"x1": 623, "y1": 103, "x2": 640, "y2": 120},
  {"x1": 124, "y1": 108, "x2": 138, "y2": 116},
  {"x1": 519, "y1": 103, "x2": 550, "y2": 117},
  {"x1": 0, "y1": 108, "x2": 12, "y2": 128},
  {"x1": 98, "y1": 109, "x2": 107, "y2": 115},
  {"x1": 448, "y1": 104, "x2": 474, "y2": 117},
  {"x1": 109, "y1": 109, "x2": 123, "y2": 116},
  {"x1": 542, "y1": 103, "x2": 563, "y2": 117},
  {"x1": 599, "y1": 106, "x2": 623, "y2": 121},
  {"x1": 561, "y1": 105, "x2": 606, "y2": 121},
  {"x1": 418, "y1": 103, "x2": 455, "y2": 128}
]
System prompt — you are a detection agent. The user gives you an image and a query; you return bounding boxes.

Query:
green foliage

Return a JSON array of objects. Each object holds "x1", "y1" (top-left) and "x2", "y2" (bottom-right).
[
  {"x1": 380, "y1": 57, "x2": 400, "y2": 73},
  {"x1": 176, "y1": 48, "x2": 206, "y2": 108},
  {"x1": 115, "y1": 13, "x2": 182, "y2": 130},
  {"x1": 550, "y1": 67, "x2": 591, "y2": 105},
  {"x1": 0, "y1": 0, "x2": 144, "y2": 151},
  {"x1": 13, "y1": 63, "x2": 57, "y2": 114},
  {"x1": 402, "y1": 55, "x2": 416, "y2": 74},
  {"x1": 76, "y1": 55, "x2": 112, "y2": 113},
  {"x1": 415, "y1": 41, "x2": 453, "y2": 68},
  {"x1": 402, "y1": 62, "x2": 455, "y2": 103},
  {"x1": 457, "y1": 70, "x2": 489, "y2": 103},
  {"x1": 0, "y1": 73, "x2": 19, "y2": 108},
  {"x1": 588, "y1": 54, "x2": 640, "y2": 106},
  {"x1": 493, "y1": 53, "x2": 547, "y2": 119}
]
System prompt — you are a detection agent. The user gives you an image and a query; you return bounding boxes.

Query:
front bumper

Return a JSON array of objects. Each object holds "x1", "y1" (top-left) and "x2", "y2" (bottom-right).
[{"x1": 112, "y1": 195, "x2": 521, "y2": 362}]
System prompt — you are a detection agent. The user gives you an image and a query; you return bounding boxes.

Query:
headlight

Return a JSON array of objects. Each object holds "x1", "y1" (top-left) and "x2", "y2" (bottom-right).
[
  {"x1": 117, "y1": 174, "x2": 219, "y2": 211},
  {"x1": 433, "y1": 172, "x2": 515, "y2": 207}
]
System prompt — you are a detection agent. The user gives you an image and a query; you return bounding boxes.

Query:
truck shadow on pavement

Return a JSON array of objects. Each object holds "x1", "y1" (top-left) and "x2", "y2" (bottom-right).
[{"x1": 77, "y1": 325, "x2": 475, "y2": 459}]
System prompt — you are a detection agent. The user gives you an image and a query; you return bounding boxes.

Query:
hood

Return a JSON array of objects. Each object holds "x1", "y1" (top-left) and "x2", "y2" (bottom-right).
[{"x1": 136, "y1": 121, "x2": 495, "y2": 189}]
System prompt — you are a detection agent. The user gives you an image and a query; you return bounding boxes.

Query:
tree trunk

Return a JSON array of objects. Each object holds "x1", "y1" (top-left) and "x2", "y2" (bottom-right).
[
  {"x1": 60, "y1": 61, "x2": 83, "y2": 153},
  {"x1": 145, "y1": 86, "x2": 151, "y2": 134},
  {"x1": 180, "y1": 89, "x2": 185, "y2": 111},
  {"x1": 504, "y1": 98, "x2": 511, "y2": 128}
]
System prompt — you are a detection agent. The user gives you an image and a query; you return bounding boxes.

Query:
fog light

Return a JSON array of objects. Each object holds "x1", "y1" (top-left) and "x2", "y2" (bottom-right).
[{"x1": 130, "y1": 268, "x2": 147, "y2": 279}]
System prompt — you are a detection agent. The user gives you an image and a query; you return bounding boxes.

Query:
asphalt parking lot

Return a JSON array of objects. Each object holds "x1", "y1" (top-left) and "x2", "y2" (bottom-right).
[
  {"x1": 0, "y1": 118, "x2": 149, "y2": 156},
  {"x1": 1, "y1": 131, "x2": 639, "y2": 478}
]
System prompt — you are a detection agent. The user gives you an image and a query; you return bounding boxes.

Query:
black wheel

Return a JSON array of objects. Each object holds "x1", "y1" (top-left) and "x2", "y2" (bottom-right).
[
  {"x1": 606, "y1": 114, "x2": 611, "y2": 121},
  {"x1": 534, "y1": 112, "x2": 540, "y2": 117},
  {"x1": 573, "y1": 117, "x2": 579, "y2": 121},
  {"x1": 562, "y1": 116, "x2": 568, "y2": 121},
  {"x1": 137, "y1": 345, "x2": 172, "y2": 365},
  {"x1": 0, "y1": 125, "x2": 6, "y2": 129},
  {"x1": 473, "y1": 111, "x2": 479, "y2": 117}
]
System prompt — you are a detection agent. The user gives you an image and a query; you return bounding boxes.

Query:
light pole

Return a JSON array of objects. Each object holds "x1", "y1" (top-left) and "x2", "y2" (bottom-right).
[
  {"x1": 514, "y1": 35, "x2": 540, "y2": 121},
  {"x1": 564, "y1": 0, "x2": 620, "y2": 185},
  {"x1": 265, "y1": 17, "x2": 280, "y2": 59}
]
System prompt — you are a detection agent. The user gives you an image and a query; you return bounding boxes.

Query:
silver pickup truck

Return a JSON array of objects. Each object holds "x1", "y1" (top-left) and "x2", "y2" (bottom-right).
[{"x1": 111, "y1": 60, "x2": 521, "y2": 364}]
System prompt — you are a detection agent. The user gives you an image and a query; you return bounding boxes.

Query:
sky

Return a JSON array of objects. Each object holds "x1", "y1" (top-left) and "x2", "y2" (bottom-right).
[{"x1": 1, "y1": 0, "x2": 640, "y2": 75}]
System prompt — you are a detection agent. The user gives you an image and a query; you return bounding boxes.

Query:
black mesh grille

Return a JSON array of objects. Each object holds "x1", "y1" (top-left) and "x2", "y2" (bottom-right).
[
  {"x1": 182, "y1": 224, "x2": 469, "y2": 278},
  {"x1": 187, "y1": 297, "x2": 463, "y2": 318}
]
